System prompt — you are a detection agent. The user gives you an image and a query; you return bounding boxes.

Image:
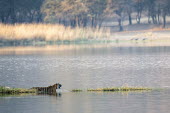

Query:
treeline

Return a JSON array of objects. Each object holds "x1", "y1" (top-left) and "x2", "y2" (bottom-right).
[
  {"x1": 42, "y1": 0, "x2": 170, "y2": 30},
  {"x1": 0, "y1": 0, "x2": 170, "y2": 31},
  {"x1": 0, "y1": 0, "x2": 44, "y2": 23}
]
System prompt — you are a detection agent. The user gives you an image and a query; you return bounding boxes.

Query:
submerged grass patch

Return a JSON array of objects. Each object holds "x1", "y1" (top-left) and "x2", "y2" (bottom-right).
[
  {"x1": 87, "y1": 87, "x2": 152, "y2": 92},
  {"x1": 71, "y1": 87, "x2": 152, "y2": 93},
  {"x1": 71, "y1": 89, "x2": 83, "y2": 92},
  {"x1": 0, "y1": 86, "x2": 36, "y2": 94}
]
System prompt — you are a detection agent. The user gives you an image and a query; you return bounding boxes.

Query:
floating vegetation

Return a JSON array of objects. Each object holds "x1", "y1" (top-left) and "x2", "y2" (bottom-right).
[
  {"x1": 71, "y1": 87, "x2": 152, "y2": 93},
  {"x1": 0, "y1": 86, "x2": 36, "y2": 94},
  {"x1": 87, "y1": 87, "x2": 152, "y2": 92},
  {"x1": 71, "y1": 89, "x2": 83, "y2": 92}
]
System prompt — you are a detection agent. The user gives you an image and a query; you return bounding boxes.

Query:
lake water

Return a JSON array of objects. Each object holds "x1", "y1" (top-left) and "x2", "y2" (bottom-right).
[{"x1": 0, "y1": 46, "x2": 170, "y2": 113}]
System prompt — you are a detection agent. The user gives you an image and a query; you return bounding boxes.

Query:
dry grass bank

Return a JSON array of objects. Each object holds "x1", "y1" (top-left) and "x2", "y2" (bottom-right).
[{"x1": 0, "y1": 23, "x2": 111, "y2": 41}]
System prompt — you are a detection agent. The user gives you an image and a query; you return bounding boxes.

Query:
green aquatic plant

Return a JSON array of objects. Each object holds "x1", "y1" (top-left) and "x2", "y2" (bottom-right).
[
  {"x1": 71, "y1": 89, "x2": 83, "y2": 92},
  {"x1": 0, "y1": 86, "x2": 36, "y2": 94},
  {"x1": 87, "y1": 87, "x2": 152, "y2": 92}
]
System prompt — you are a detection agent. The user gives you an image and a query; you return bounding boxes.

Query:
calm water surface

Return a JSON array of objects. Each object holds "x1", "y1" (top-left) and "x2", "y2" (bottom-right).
[{"x1": 0, "y1": 46, "x2": 170, "y2": 113}]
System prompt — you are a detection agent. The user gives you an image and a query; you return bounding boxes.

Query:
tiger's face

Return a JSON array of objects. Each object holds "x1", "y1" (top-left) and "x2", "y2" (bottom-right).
[
  {"x1": 58, "y1": 83, "x2": 62, "y2": 89},
  {"x1": 55, "y1": 83, "x2": 62, "y2": 89}
]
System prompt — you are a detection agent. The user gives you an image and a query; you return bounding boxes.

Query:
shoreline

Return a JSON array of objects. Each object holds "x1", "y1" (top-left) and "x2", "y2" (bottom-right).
[
  {"x1": 0, "y1": 23, "x2": 170, "y2": 49},
  {"x1": 1, "y1": 44, "x2": 170, "y2": 55},
  {"x1": 0, "y1": 25, "x2": 170, "y2": 55}
]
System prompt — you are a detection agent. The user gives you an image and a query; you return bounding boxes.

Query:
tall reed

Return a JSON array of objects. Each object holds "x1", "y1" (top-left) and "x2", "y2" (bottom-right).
[{"x1": 0, "y1": 23, "x2": 111, "y2": 41}]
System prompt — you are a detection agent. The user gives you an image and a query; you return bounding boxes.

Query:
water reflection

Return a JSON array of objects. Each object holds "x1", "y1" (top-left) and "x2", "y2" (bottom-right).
[
  {"x1": 0, "y1": 44, "x2": 170, "y2": 55},
  {"x1": 37, "y1": 92, "x2": 62, "y2": 97},
  {"x1": 0, "y1": 93, "x2": 36, "y2": 97},
  {"x1": 0, "y1": 90, "x2": 170, "y2": 113}
]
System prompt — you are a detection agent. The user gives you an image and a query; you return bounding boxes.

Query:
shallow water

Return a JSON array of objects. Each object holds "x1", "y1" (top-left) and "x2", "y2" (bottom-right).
[
  {"x1": 0, "y1": 90, "x2": 170, "y2": 113},
  {"x1": 0, "y1": 46, "x2": 170, "y2": 113}
]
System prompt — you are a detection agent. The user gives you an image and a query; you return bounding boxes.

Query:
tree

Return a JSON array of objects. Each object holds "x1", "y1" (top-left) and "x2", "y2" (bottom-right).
[
  {"x1": 106, "y1": 0, "x2": 126, "y2": 31},
  {"x1": 157, "y1": 0, "x2": 170, "y2": 28},
  {"x1": 124, "y1": 0, "x2": 134, "y2": 25},
  {"x1": 42, "y1": 0, "x2": 107, "y2": 28},
  {"x1": 0, "y1": 0, "x2": 11, "y2": 23},
  {"x1": 133, "y1": 0, "x2": 144, "y2": 24},
  {"x1": 87, "y1": 0, "x2": 107, "y2": 28},
  {"x1": 144, "y1": 0, "x2": 157, "y2": 24},
  {"x1": 60, "y1": 0, "x2": 89, "y2": 27},
  {"x1": 0, "y1": 0, "x2": 44, "y2": 23}
]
